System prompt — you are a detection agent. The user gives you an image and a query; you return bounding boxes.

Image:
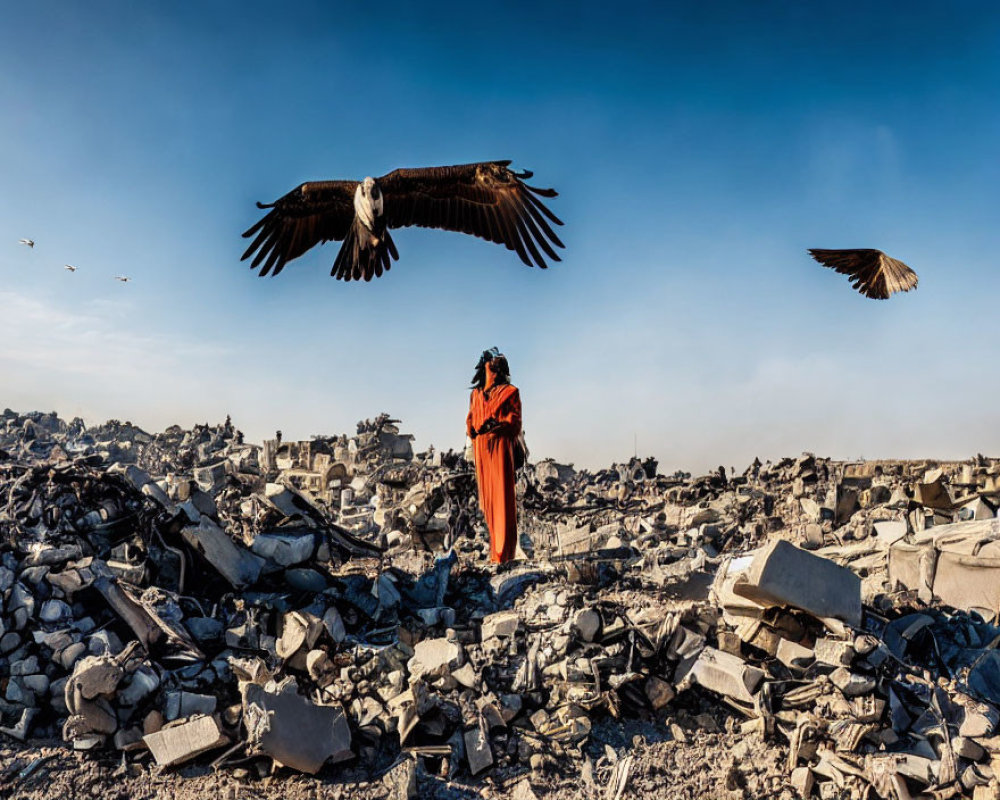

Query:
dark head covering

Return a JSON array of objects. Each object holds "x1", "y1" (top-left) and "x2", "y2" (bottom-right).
[{"x1": 470, "y1": 347, "x2": 510, "y2": 390}]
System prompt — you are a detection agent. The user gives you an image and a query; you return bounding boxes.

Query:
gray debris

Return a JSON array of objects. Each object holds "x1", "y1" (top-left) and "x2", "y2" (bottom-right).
[{"x1": 3, "y1": 409, "x2": 1000, "y2": 797}]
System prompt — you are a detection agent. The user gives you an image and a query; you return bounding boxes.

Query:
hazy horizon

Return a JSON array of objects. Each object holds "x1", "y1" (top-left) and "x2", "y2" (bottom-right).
[{"x1": 4, "y1": 397, "x2": 997, "y2": 478}]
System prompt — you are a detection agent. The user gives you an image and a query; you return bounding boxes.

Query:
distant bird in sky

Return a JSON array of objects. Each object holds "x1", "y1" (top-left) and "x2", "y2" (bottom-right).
[
  {"x1": 64, "y1": 264, "x2": 77, "y2": 272},
  {"x1": 18, "y1": 238, "x2": 34, "y2": 248},
  {"x1": 114, "y1": 275, "x2": 131, "y2": 283},
  {"x1": 808, "y1": 248, "x2": 918, "y2": 300},
  {"x1": 242, "y1": 161, "x2": 564, "y2": 282}
]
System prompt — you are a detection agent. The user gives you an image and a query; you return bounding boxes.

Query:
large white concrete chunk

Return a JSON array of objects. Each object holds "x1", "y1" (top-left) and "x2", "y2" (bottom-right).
[{"x1": 732, "y1": 540, "x2": 862, "y2": 626}]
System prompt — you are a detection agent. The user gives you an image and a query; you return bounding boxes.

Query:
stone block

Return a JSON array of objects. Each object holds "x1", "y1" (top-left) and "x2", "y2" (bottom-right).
[
  {"x1": 408, "y1": 637, "x2": 463, "y2": 680},
  {"x1": 481, "y1": 610, "x2": 519, "y2": 641},
  {"x1": 813, "y1": 638, "x2": 855, "y2": 667},
  {"x1": 70, "y1": 655, "x2": 123, "y2": 700},
  {"x1": 465, "y1": 725, "x2": 493, "y2": 775},
  {"x1": 182, "y1": 517, "x2": 263, "y2": 588},
  {"x1": 143, "y1": 715, "x2": 230, "y2": 767},
  {"x1": 243, "y1": 681, "x2": 352, "y2": 773},
  {"x1": 953, "y1": 736, "x2": 985, "y2": 761},
  {"x1": 791, "y1": 767, "x2": 814, "y2": 799},
  {"x1": 830, "y1": 667, "x2": 876, "y2": 697},
  {"x1": 572, "y1": 608, "x2": 601, "y2": 642},
  {"x1": 775, "y1": 638, "x2": 814, "y2": 673},
  {"x1": 733, "y1": 540, "x2": 862, "y2": 626},
  {"x1": 164, "y1": 691, "x2": 218, "y2": 721},
  {"x1": 645, "y1": 676, "x2": 675, "y2": 710},
  {"x1": 251, "y1": 533, "x2": 316, "y2": 566},
  {"x1": 674, "y1": 647, "x2": 764, "y2": 704}
]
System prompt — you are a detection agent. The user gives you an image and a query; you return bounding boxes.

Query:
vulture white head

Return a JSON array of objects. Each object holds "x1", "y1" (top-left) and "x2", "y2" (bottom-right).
[{"x1": 353, "y1": 176, "x2": 383, "y2": 231}]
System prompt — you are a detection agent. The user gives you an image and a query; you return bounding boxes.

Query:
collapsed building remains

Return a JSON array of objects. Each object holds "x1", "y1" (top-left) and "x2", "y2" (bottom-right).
[{"x1": 2, "y1": 407, "x2": 1000, "y2": 799}]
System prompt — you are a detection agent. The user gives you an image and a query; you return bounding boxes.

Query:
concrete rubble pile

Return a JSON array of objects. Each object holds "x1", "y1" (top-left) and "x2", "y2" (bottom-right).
[{"x1": 3, "y1": 407, "x2": 1000, "y2": 798}]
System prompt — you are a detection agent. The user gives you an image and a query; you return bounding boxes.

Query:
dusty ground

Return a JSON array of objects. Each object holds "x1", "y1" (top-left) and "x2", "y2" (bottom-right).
[{"x1": 1, "y1": 694, "x2": 796, "y2": 800}]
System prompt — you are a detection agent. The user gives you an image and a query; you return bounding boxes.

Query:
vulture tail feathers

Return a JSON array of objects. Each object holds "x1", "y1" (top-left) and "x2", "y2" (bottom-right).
[
  {"x1": 385, "y1": 228, "x2": 399, "y2": 260},
  {"x1": 332, "y1": 217, "x2": 400, "y2": 282}
]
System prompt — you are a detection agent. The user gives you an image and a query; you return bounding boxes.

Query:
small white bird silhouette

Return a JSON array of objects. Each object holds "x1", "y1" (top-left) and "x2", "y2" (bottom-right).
[
  {"x1": 64, "y1": 264, "x2": 77, "y2": 272},
  {"x1": 18, "y1": 238, "x2": 34, "y2": 248},
  {"x1": 114, "y1": 275, "x2": 131, "y2": 283}
]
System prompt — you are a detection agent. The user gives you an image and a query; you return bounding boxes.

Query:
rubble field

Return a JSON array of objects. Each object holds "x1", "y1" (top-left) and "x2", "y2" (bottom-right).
[{"x1": 3, "y1": 408, "x2": 1000, "y2": 800}]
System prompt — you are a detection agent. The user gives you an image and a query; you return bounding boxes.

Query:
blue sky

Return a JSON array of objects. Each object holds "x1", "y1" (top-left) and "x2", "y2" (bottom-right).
[{"x1": 2, "y1": 1, "x2": 1000, "y2": 472}]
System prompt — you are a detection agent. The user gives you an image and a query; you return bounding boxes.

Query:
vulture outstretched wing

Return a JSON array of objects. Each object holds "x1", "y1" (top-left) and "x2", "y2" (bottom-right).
[
  {"x1": 379, "y1": 161, "x2": 564, "y2": 269},
  {"x1": 241, "y1": 181, "x2": 357, "y2": 276},
  {"x1": 808, "y1": 248, "x2": 918, "y2": 300}
]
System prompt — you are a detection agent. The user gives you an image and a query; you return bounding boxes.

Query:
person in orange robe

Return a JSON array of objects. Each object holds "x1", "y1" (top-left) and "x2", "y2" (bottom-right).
[{"x1": 466, "y1": 348, "x2": 522, "y2": 564}]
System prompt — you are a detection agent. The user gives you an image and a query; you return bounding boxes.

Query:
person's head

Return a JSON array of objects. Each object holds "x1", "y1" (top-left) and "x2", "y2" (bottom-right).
[{"x1": 471, "y1": 347, "x2": 510, "y2": 389}]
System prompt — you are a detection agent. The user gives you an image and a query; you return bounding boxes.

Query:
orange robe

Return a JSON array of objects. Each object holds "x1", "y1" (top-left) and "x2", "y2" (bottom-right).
[{"x1": 466, "y1": 382, "x2": 522, "y2": 563}]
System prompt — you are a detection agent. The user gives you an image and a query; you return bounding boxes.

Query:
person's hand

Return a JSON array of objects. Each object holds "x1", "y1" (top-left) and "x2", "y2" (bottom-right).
[{"x1": 478, "y1": 418, "x2": 500, "y2": 434}]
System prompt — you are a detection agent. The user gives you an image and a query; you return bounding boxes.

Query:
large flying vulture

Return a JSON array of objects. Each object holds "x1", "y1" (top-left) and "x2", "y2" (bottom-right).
[
  {"x1": 808, "y1": 248, "x2": 918, "y2": 300},
  {"x1": 241, "y1": 161, "x2": 563, "y2": 281}
]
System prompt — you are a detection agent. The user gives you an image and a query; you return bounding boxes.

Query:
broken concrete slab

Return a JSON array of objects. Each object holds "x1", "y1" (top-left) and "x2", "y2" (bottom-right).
[
  {"x1": 464, "y1": 723, "x2": 493, "y2": 775},
  {"x1": 481, "y1": 610, "x2": 519, "y2": 641},
  {"x1": 732, "y1": 540, "x2": 862, "y2": 626},
  {"x1": 874, "y1": 520, "x2": 908, "y2": 546},
  {"x1": 674, "y1": 646, "x2": 764, "y2": 704},
  {"x1": 407, "y1": 637, "x2": 464, "y2": 681},
  {"x1": 251, "y1": 532, "x2": 316, "y2": 566},
  {"x1": 775, "y1": 638, "x2": 814, "y2": 673},
  {"x1": 813, "y1": 638, "x2": 855, "y2": 667},
  {"x1": 143, "y1": 714, "x2": 230, "y2": 767},
  {"x1": 888, "y1": 519, "x2": 1000, "y2": 617},
  {"x1": 182, "y1": 517, "x2": 263, "y2": 588},
  {"x1": 243, "y1": 680, "x2": 352, "y2": 774},
  {"x1": 959, "y1": 702, "x2": 998, "y2": 738},
  {"x1": 164, "y1": 691, "x2": 217, "y2": 721}
]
